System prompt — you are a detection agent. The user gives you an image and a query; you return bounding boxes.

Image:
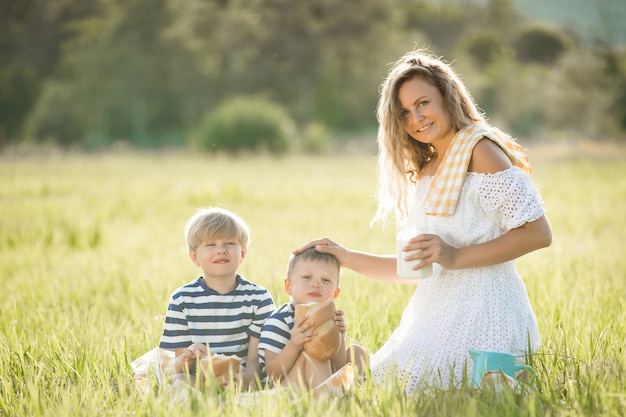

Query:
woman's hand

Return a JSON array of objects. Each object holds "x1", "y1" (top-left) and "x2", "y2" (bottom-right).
[
  {"x1": 295, "y1": 237, "x2": 403, "y2": 283},
  {"x1": 293, "y1": 237, "x2": 352, "y2": 265},
  {"x1": 407, "y1": 215, "x2": 552, "y2": 270},
  {"x1": 405, "y1": 233, "x2": 458, "y2": 270}
]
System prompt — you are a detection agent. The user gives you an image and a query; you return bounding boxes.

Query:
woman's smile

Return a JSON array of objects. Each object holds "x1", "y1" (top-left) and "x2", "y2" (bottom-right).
[{"x1": 398, "y1": 76, "x2": 454, "y2": 147}]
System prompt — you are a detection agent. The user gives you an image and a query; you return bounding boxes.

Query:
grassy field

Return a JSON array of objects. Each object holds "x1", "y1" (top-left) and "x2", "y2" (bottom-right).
[{"x1": 1, "y1": 145, "x2": 625, "y2": 416}]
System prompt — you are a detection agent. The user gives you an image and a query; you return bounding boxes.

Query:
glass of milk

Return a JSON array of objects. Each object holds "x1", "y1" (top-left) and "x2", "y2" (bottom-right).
[{"x1": 396, "y1": 227, "x2": 433, "y2": 279}]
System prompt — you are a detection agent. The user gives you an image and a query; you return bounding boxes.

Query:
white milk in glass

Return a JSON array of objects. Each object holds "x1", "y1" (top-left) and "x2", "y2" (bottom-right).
[{"x1": 396, "y1": 228, "x2": 433, "y2": 279}]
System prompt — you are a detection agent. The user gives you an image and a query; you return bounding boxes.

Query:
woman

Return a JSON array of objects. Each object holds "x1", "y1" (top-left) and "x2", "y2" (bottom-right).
[{"x1": 295, "y1": 50, "x2": 552, "y2": 393}]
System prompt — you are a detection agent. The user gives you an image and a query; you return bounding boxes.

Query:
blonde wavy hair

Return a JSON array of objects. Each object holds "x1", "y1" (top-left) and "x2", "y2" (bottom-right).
[{"x1": 372, "y1": 50, "x2": 486, "y2": 225}]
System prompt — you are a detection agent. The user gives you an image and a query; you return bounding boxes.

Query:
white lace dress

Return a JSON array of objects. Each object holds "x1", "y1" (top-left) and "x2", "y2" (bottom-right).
[{"x1": 370, "y1": 166, "x2": 544, "y2": 393}]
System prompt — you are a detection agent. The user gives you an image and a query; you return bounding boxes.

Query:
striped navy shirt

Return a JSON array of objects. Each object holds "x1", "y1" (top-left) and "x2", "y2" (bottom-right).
[
  {"x1": 258, "y1": 302, "x2": 296, "y2": 374},
  {"x1": 159, "y1": 275, "x2": 275, "y2": 367}
]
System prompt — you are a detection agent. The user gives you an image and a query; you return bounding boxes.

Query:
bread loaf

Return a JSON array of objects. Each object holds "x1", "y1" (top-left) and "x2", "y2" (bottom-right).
[
  {"x1": 199, "y1": 354, "x2": 242, "y2": 377},
  {"x1": 294, "y1": 299, "x2": 342, "y2": 361}
]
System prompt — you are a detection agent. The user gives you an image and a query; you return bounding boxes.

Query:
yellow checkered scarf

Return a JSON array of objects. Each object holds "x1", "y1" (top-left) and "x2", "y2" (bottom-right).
[{"x1": 425, "y1": 125, "x2": 531, "y2": 216}]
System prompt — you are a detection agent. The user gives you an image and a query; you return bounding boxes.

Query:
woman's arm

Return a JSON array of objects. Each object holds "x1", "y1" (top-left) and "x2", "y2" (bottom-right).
[
  {"x1": 413, "y1": 215, "x2": 552, "y2": 270},
  {"x1": 412, "y1": 137, "x2": 552, "y2": 270},
  {"x1": 297, "y1": 138, "x2": 551, "y2": 278},
  {"x1": 294, "y1": 239, "x2": 420, "y2": 284}
]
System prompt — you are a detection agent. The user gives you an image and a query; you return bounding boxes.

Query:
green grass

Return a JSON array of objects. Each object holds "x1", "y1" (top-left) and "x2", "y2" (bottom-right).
[{"x1": 1, "y1": 147, "x2": 625, "y2": 416}]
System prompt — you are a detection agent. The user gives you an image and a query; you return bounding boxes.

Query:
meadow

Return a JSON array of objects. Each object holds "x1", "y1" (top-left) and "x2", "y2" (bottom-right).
[{"x1": 1, "y1": 143, "x2": 625, "y2": 416}]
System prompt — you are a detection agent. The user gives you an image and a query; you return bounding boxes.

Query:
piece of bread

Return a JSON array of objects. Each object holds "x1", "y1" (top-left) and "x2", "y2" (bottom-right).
[
  {"x1": 198, "y1": 353, "x2": 242, "y2": 377},
  {"x1": 294, "y1": 299, "x2": 342, "y2": 361}
]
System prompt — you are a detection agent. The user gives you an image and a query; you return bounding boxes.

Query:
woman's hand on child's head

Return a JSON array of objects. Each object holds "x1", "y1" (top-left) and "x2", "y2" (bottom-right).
[
  {"x1": 288, "y1": 314, "x2": 316, "y2": 351},
  {"x1": 334, "y1": 309, "x2": 347, "y2": 334},
  {"x1": 293, "y1": 237, "x2": 349, "y2": 265}
]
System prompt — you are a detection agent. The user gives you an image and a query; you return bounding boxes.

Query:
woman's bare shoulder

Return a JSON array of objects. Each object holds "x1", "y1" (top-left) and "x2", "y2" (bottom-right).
[{"x1": 468, "y1": 138, "x2": 512, "y2": 174}]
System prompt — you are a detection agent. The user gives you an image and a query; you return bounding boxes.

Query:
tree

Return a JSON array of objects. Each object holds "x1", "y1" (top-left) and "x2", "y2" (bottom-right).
[
  {"x1": 483, "y1": 0, "x2": 520, "y2": 39},
  {"x1": 600, "y1": 48, "x2": 626, "y2": 133},
  {"x1": 26, "y1": 0, "x2": 208, "y2": 146},
  {"x1": 512, "y1": 24, "x2": 573, "y2": 65},
  {"x1": 191, "y1": 95, "x2": 294, "y2": 155},
  {"x1": 402, "y1": 0, "x2": 471, "y2": 55},
  {"x1": 166, "y1": 0, "x2": 396, "y2": 130},
  {"x1": 0, "y1": 0, "x2": 96, "y2": 146},
  {"x1": 461, "y1": 30, "x2": 508, "y2": 67}
]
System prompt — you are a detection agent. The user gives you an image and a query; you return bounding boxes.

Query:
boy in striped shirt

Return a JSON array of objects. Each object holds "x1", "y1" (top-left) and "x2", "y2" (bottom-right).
[
  {"x1": 258, "y1": 248, "x2": 369, "y2": 388},
  {"x1": 159, "y1": 207, "x2": 275, "y2": 388}
]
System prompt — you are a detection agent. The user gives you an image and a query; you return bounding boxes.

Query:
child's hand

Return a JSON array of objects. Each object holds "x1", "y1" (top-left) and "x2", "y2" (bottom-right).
[
  {"x1": 175, "y1": 342, "x2": 209, "y2": 373},
  {"x1": 187, "y1": 342, "x2": 209, "y2": 359},
  {"x1": 334, "y1": 309, "x2": 347, "y2": 334},
  {"x1": 288, "y1": 314, "x2": 316, "y2": 351}
]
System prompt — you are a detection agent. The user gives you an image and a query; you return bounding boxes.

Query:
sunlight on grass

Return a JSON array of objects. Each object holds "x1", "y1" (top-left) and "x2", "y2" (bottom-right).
[{"x1": 1, "y1": 149, "x2": 625, "y2": 416}]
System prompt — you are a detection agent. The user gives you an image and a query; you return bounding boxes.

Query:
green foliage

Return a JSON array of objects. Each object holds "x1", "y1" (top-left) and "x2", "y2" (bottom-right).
[
  {"x1": 0, "y1": 65, "x2": 41, "y2": 146},
  {"x1": 23, "y1": 80, "x2": 84, "y2": 146},
  {"x1": 464, "y1": 46, "x2": 620, "y2": 139},
  {"x1": 0, "y1": 0, "x2": 97, "y2": 146},
  {"x1": 1, "y1": 151, "x2": 625, "y2": 415},
  {"x1": 540, "y1": 50, "x2": 618, "y2": 137},
  {"x1": 601, "y1": 48, "x2": 626, "y2": 130},
  {"x1": 21, "y1": 0, "x2": 210, "y2": 148},
  {"x1": 191, "y1": 97, "x2": 294, "y2": 155},
  {"x1": 166, "y1": 0, "x2": 391, "y2": 130},
  {"x1": 461, "y1": 30, "x2": 508, "y2": 67},
  {"x1": 2, "y1": 0, "x2": 626, "y2": 147},
  {"x1": 512, "y1": 24, "x2": 573, "y2": 65},
  {"x1": 483, "y1": 0, "x2": 522, "y2": 37},
  {"x1": 301, "y1": 122, "x2": 331, "y2": 154},
  {"x1": 403, "y1": 0, "x2": 470, "y2": 53}
]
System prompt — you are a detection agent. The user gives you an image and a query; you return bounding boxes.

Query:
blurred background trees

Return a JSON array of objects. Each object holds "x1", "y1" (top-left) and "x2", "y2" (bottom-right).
[{"x1": 1, "y1": 0, "x2": 625, "y2": 153}]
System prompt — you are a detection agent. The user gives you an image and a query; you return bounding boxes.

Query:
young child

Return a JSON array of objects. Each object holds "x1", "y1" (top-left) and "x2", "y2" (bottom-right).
[
  {"x1": 159, "y1": 207, "x2": 275, "y2": 388},
  {"x1": 258, "y1": 247, "x2": 369, "y2": 389}
]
